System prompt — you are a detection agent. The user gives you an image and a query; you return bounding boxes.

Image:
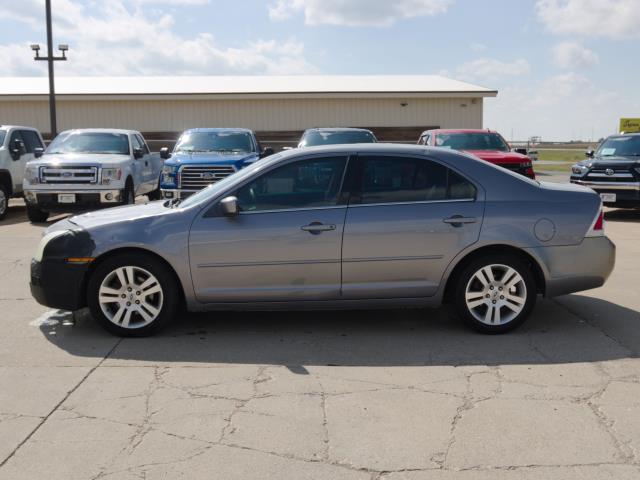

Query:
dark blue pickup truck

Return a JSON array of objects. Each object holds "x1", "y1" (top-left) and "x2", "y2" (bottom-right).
[{"x1": 160, "y1": 128, "x2": 273, "y2": 200}]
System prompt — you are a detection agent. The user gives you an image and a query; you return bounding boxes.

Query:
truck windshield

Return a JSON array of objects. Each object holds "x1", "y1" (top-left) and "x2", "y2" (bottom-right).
[
  {"x1": 47, "y1": 132, "x2": 130, "y2": 155},
  {"x1": 175, "y1": 132, "x2": 255, "y2": 154},
  {"x1": 300, "y1": 130, "x2": 376, "y2": 147},
  {"x1": 597, "y1": 136, "x2": 640, "y2": 157},
  {"x1": 435, "y1": 133, "x2": 510, "y2": 152}
]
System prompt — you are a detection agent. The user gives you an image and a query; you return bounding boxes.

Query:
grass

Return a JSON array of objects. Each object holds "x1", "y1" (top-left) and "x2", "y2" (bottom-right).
[
  {"x1": 535, "y1": 162, "x2": 573, "y2": 172},
  {"x1": 537, "y1": 149, "x2": 587, "y2": 163}
]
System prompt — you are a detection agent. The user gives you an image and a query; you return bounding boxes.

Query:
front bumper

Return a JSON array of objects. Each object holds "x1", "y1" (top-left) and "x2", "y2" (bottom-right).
[
  {"x1": 24, "y1": 189, "x2": 123, "y2": 211},
  {"x1": 526, "y1": 236, "x2": 616, "y2": 297},
  {"x1": 570, "y1": 179, "x2": 640, "y2": 207},
  {"x1": 30, "y1": 259, "x2": 89, "y2": 311}
]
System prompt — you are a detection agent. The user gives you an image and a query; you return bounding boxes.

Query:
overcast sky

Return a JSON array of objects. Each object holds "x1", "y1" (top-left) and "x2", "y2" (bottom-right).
[{"x1": 0, "y1": 0, "x2": 638, "y2": 141}]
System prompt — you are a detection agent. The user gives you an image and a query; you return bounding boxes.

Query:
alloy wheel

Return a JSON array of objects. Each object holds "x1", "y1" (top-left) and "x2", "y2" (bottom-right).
[
  {"x1": 464, "y1": 264, "x2": 527, "y2": 326},
  {"x1": 98, "y1": 266, "x2": 163, "y2": 329},
  {"x1": 0, "y1": 189, "x2": 6, "y2": 216}
]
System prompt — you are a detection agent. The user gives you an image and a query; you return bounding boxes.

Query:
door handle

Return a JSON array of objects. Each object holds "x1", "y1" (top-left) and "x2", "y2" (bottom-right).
[
  {"x1": 301, "y1": 222, "x2": 336, "y2": 234},
  {"x1": 443, "y1": 215, "x2": 477, "y2": 226}
]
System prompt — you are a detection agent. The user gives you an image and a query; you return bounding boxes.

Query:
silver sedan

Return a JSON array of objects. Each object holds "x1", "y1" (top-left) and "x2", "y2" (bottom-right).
[{"x1": 30, "y1": 144, "x2": 615, "y2": 336}]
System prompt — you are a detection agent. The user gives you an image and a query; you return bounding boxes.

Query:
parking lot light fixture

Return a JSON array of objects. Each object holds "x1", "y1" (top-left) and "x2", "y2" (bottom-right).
[{"x1": 31, "y1": 0, "x2": 69, "y2": 138}]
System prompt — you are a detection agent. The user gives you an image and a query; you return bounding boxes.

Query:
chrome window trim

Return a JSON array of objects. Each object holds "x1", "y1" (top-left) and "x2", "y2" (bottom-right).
[
  {"x1": 348, "y1": 198, "x2": 476, "y2": 208},
  {"x1": 238, "y1": 205, "x2": 347, "y2": 215}
]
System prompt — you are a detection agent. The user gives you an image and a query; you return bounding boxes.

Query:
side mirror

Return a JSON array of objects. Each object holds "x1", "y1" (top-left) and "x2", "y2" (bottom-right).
[
  {"x1": 220, "y1": 196, "x2": 239, "y2": 217},
  {"x1": 513, "y1": 147, "x2": 528, "y2": 155},
  {"x1": 585, "y1": 149, "x2": 595, "y2": 158},
  {"x1": 261, "y1": 146, "x2": 275, "y2": 158},
  {"x1": 160, "y1": 147, "x2": 171, "y2": 160},
  {"x1": 34, "y1": 147, "x2": 44, "y2": 158},
  {"x1": 133, "y1": 147, "x2": 144, "y2": 159},
  {"x1": 10, "y1": 138, "x2": 23, "y2": 160}
]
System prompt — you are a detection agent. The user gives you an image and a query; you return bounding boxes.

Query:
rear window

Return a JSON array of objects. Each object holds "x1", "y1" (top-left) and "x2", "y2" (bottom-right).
[{"x1": 436, "y1": 133, "x2": 509, "y2": 152}]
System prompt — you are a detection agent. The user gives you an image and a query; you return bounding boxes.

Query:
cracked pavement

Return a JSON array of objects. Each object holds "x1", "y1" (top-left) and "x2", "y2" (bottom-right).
[{"x1": 1, "y1": 198, "x2": 640, "y2": 480}]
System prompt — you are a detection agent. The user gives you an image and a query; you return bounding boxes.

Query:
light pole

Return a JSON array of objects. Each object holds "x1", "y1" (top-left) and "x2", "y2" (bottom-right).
[{"x1": 31, "y1": 0, "x2": 68, "y2": 138}]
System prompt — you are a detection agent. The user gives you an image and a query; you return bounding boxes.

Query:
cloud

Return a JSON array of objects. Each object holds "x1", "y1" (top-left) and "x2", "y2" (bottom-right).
[
  {"x1": 535, "y1": 0, "x2": 640, "y2": 39},
  {"x1": 552, "y1": 42, "x2": 599, "y2": 69},
  {"x1": 456, "y1": 58, "x2": 530, "y2": 81},
  {"x1": 0, "y1": 0, "x2": 316, "y2": 76},
  {"x1": 469, "y1": 42, "x2": 487, "y2": 52},
  {"x1": 268, "y1": 0, "x2": 452, "y2": 26}
]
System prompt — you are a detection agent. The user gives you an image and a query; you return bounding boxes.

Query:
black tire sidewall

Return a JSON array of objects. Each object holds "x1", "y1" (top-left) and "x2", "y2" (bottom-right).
[
  {"x1": 453, "y1": 254, "x2": 536, "y2": 334},
  {"x1": 87, "y1": 253, "x2": 179, "y2": 337},
  {"x1": 26, "y1": 204, "x2": 49, "y2": 223},
  {"x1": 0, "y1": 184, "x2": 8, "y2": 220}
]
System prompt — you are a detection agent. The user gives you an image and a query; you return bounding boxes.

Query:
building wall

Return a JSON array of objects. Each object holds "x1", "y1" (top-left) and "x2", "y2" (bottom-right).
[{"x1": 0, "y1": 96, "x2": 483, "y2": 140}]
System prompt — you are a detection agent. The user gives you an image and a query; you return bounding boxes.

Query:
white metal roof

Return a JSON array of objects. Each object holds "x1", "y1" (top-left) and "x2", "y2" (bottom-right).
[{"x1": 0, "y1": 75, "x2": 496, "y2": 98}]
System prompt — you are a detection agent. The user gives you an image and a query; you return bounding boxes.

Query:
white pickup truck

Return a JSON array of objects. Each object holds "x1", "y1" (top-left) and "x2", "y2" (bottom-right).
[
  {"x1": 22, "y1": 129, "x2": 163, "y2": 223},
  {"x1": 0, "y1": 125, "x2": 46, "y2": 220}
]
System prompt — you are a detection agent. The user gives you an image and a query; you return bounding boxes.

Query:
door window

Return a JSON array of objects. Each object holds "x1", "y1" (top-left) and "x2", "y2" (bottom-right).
[
  {"x1": 357, "y1": 156, "x2": 476, "y2": 204},
  {"x1": 234, "y1": 156, "x2": 347, "y2": 212},
  {"x1": 9, "y1": 131, "x2": 26, "y2": 156},
  {"x1": 20, "y1": 130, "x2": 44, "y2": 153},
  {"x1": 135, "y1": 134, "x2": 150, "y2": 154},
  {"x1": 131, "y1": 134, "x2": 143, "y2": 154}
]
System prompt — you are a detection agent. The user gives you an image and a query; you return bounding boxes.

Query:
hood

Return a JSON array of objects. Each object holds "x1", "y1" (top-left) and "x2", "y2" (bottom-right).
[
  {"x1": 64, "y1": 200, "x2": 174, "y2": 230},
  {"x1": 583, "y1": 155, "x2": 640, "y2": 167},
  {"x1": 463, "y1": 150, "x2": 528, "y2": 164},
  {"x1": 165, "y1": 151, "x2": 259, "y2": 168},
  {"x1": 29, "y1": 153, "x2": 130, "y2": 168}
]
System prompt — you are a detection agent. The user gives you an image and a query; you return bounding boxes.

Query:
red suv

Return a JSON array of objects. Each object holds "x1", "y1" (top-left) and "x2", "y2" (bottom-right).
[{"x1": 418, "y1": 129, "x2": 535, "y2": 179}]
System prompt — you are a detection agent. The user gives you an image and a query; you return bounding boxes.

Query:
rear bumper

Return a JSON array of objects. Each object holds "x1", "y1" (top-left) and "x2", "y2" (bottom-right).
[
  {"x1": 24, "y1": 189, "x2": 123, "y2": 211},
  {"x1": 30, "y1": 259, "x2": 88, "y2": 311},
  {"x1": 525, "y1": 236, "x2": 616, "y2": 297}
]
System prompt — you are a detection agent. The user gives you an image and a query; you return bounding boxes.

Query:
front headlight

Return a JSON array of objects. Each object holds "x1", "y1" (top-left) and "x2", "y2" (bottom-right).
[
  {"x1": 162, "y1": 165, "x2": 177, "y2": 185},
  {"x1": 34, "y1": 230, "x2": 70, "y2": 262},
  {"x1": 24, "y1": 166, "x2": 40, "y2": 184},
  {"x1": 101, "y1": 168, "x2": 122, "y2": 185},
  {"x1": 572, "y1": 164, "x2": 589, "y2": 176}
]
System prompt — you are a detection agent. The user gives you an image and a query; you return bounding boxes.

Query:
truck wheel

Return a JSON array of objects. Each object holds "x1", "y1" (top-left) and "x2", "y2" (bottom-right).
[
  {"x1": 87, "y1": 253, "x2": 179, "y2": 337},
  {"x1": 123, "y1": 182, "x2": 135, "y2": 205},
  {"x1": 0, "y1": 183, "x2": 8, "y2": 220},
  {"x1": 147, "y1": 186, "x2": 161, "y2": 201},
  {"x1": 26, "y1": 204, "x2": 49, "y2": 223},
  {"x1": 453, "y1": 254, "x2": 536, "y2": 334}
]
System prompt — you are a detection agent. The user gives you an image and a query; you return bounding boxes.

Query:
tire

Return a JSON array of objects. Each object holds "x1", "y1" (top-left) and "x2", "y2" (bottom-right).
[
  {"x1": 26, "y1": 204, "x2": 49, "y2": 223},
  {"x1": 453, "y1": 254, "x2": 536, "y2": 334},
  {"x1": 147, "y1": 187, "x2": 161, "y2": 201},
  {"x1": 87, "y1": 253, "x2": 179, "y2": 337},
  {"x1": 0, "y1": 183, "x2": 8, "y2": 220},
  {"x1": 123, "y1": 181, "x2": 135, "y2": 205}
]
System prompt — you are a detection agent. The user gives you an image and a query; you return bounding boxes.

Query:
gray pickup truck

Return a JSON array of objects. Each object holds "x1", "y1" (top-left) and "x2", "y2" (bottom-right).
[{"x1": 23, "y1": 129, "x2": 163, "y2": 222}]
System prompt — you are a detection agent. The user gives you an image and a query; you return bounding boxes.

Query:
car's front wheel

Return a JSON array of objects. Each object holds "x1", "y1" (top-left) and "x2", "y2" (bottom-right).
[
  {"x1": 453, "y1": 254, "x2": 536, "y2": 334},
  {"x1": 87, "y1": 253, "x2": 179, "y2": 337}
]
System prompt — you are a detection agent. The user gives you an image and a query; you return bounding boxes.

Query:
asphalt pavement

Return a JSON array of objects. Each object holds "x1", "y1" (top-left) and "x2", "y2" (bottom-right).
[{"x1": 1, "y1": 173, "x2": 640, "y2": 479}]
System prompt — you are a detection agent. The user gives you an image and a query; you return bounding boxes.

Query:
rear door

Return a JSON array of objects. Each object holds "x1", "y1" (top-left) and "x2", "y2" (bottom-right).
[
  {"x1": 189, "y1": 154, "x2": 350, "y2": 303},
  {"x1": 341, "y1": 154, "x2": 483, "y2": 299}
]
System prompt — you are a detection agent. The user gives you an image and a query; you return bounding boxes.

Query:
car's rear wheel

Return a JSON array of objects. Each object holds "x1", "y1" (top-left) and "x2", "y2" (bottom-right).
[
  {"x1": 87, "y1": 253, "x2": 179, "y2": 337},
  {"x1": 453, "y1": 254, "x2": 536, "y2": 334}
]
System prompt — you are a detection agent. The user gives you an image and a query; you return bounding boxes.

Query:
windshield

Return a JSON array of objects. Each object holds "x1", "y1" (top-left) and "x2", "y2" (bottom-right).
[
  {"x1": 300, "y1": 130, "x2": 376, "y2": 147},
  {"x1": 0, "y1": 131, "x2": 6, "y2": 146},
  {"x1": 175, "y1": 131, "x2": 255, "y2": 154},
  {"x1": 435, "y1": 133, "x2": 510, "y2": 152},
  {"x1": 47, "y1": 132, "x2": 130, "y2": 155},
  {"x1": 597, "y1": 136, "x2": 640, "y2": 157},
  {"x1": 178, "y1": 155, "x2": 281, "y2": 209}
]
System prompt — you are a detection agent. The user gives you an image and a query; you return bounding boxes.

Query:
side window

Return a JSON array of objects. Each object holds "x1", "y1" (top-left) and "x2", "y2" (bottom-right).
[
  {"x1": 419, "y1": 134, "x2": 430, "y2": 145},
  {"x1": 20, "y1": 130, "x2": 44, "y2": 153},
  {"x1": 358, "y1": 156, "x2": 476, "y2": 204},
  {"x1": 234, "y1": 156, "x2": 347, "y2": 212},
  {"x1": 135, "y1": 134, "x2": 150, "y2": 154},
  {"x1": 9, "y1": 131, "x2": 26, "y2": 155},
  {"x1": 131, "y1": 134, "x2": 143, "y2": 153}
]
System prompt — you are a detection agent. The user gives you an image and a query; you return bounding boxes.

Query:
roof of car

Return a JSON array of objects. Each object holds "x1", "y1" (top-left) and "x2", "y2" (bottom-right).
[
  {"x1": 421, "y1": 128, "x2": 500, "y2": 136},
  {"x1": 59, "y1": 128, "x2": 140, "y2": 135},
  {"x1": 304, "y1": 127, "x2": 375, "y2": 133},
  {"x1": 0, "y1": 125, "x2": 41, "y2": 131},
  {"x1": 182, "y1": 128, "x2": 254, "y2": 134}
]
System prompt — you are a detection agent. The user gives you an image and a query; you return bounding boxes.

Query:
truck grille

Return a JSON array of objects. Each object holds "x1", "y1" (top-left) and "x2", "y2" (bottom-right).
[
  {"x1": 586, "y1": 167, "x2": 635, "y2": 182},
  {"x1": 40, "y1": 166, "x2": 98, "y2": 184},
  {"x1": 179, "y1": 165, "x2": 236, "y2": 190}
]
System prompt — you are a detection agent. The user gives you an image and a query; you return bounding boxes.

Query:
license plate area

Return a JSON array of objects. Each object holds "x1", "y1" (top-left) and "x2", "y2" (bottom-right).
[
  {"x1": 600, "y1": 193, "x2": 616, "y2": 203},
  {"x1": 58, "y1": 193, "x2": 76, "y2": 204}
]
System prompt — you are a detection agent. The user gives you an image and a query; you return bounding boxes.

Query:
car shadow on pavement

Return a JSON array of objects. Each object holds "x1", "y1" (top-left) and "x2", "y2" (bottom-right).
[
  {"x1": 38, "y1": 295, "x2": 639, "y2": 368},
  {"x1": 605, "y1": 209, "x2": 640, "y2": 223}
]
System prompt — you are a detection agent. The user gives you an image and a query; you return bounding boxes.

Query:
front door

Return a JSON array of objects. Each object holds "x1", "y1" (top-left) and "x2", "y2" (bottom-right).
[
  {"x1": 189, "y1": 154, "x2": 349, "y2": 303},
  {"x1": 341, "y1": 154, "x2": 483, "y2": 299},
  {"x1": 8, "y1": 130, "x2": 34, "y2": 194}
]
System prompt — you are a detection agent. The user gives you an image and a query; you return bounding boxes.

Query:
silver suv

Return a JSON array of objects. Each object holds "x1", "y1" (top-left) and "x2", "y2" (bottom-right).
[{"x1": 30, "y1": 144, "x2": 615, "y2": 336}]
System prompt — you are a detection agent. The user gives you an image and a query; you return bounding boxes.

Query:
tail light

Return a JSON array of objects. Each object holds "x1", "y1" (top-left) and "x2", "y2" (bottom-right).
[
  {"x1": 585, "y1": 208, "x2": 605, "y2": 237},
  {"x1": 526, "y1": 167, "x2": 535, "y2": 179}
]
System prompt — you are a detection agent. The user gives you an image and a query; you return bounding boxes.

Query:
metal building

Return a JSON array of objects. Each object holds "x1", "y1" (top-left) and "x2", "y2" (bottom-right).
[{"x1": 0, "y1": 75, "x2": 496, "y2": 149}]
